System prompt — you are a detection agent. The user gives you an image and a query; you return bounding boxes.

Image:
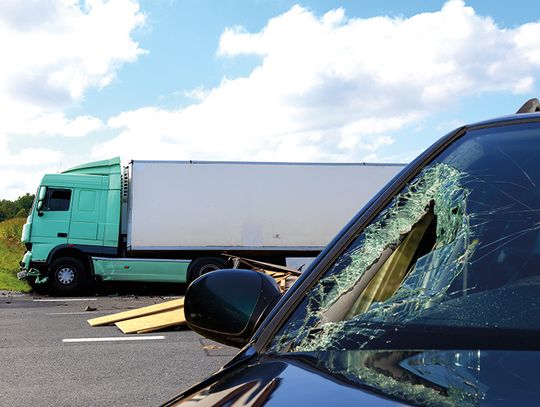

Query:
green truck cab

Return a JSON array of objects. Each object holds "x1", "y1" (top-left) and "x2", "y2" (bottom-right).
[{"x1": 18, "y1": 158, "x2": 122, "y2": 293}]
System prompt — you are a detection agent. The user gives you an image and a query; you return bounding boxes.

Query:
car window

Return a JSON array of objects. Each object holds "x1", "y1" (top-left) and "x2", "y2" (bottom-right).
[
  {"x1": 266, "y1": 121, "x2": 540, "y2": 404},
  {"x1": 271, "y1": 122, "x2": 540, "y2": 352}
]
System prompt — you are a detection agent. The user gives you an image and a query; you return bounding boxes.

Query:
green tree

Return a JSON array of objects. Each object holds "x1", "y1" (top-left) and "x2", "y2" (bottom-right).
[{"x1": 0, "y1": 193, "x2": 35, "y2": 221}]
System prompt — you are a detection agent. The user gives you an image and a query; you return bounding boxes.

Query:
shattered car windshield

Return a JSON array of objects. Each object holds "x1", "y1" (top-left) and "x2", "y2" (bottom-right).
[{"x1": 267, "y1": 122, "x2": 540, "y2": 404}]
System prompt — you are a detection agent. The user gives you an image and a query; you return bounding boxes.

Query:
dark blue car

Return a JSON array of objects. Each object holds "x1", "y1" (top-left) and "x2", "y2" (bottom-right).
[{"x1": 164, "y1": 99, "x2": 540, "y2": 406}]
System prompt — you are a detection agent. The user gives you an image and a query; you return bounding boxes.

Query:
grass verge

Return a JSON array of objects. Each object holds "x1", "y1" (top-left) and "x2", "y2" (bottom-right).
[{"x1": 0, "y1": 218, "x2": 30, "y2": 292}]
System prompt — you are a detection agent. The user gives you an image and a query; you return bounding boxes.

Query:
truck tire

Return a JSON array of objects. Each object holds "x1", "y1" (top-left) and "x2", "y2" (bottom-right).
[
  {"x1": 188, "y1": 257, "x2": 228, "y2": 283},
  {"x1": 50, "y1": 257, "x2": 89, "y2": 295}
]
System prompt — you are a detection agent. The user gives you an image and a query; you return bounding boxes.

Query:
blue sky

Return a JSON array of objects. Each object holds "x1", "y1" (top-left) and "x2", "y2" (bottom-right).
[
  {"x1": 1, "y1": 0, "x2": 539, "y2": 198},
  {"x1": 76, "y1": 0, "x2": 540, "y2": 116}
]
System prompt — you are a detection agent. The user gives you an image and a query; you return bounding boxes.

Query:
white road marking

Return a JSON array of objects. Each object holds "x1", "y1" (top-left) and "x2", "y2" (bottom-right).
[
  {"x1": 161, "y1": 296, "x2": 182, "y2": 299},
  {"x1": 48, "y1": 312, "x2": 103, "y2": 315},
  {"x1": 62, "y1": 336, "x2": 165, "y2": 343},
  {"x1": 34, "y1": 298, "x2": 97, "y2": 302}
]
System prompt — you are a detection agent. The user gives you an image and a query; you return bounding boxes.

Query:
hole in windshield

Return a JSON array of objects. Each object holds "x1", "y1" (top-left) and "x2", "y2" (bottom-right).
[{"x1": 271, "y1": 162, "x2": 474, "y2": 353}]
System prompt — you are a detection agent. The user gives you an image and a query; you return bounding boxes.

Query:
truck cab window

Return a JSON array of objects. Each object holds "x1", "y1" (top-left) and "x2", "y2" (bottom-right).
[{"x1": 44, "y1": 189, "x2": 71, "y2": 211}]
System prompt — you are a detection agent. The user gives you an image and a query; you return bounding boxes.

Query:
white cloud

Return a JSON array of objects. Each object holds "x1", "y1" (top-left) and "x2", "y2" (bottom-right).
[
  {"x1": 0, "y1": 168, "x2": 53, "y2": 200},
  {"x1": 0, "y1": 130, "x2": 66, "y2": 198},
  {"x1": 0, "y1": 0, "x2": 145, "y2": 198},
  {"x1": 95, "y1": 0, "x2": 540, "y2": 165},
  {"x1": 183, "y1": 86, "x2": 212, "y2": 101},
  {"x1": 13, "y1": 114, "x2": 104, "y2": 138},
  {"x1": 0, "y1": 0, "x2": 145, "y2": 108},
  {"x1": 0, "y1": 0, "x2": 145, "y2": 133}
]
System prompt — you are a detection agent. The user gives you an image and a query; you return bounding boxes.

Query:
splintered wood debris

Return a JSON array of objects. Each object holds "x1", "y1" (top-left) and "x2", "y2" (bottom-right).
[
  {"x1": 88, "y1": 257, "x2": 301, "y2": 334},
  {"x1": 115, "y1": 309, "x2": 186, "y2": 334},
  {"x1": 87, "y1": 298, "x2": 184, "y2": 327},
  {"x1": 87, "y1": 298, "x2": 185, "y2": 333}
]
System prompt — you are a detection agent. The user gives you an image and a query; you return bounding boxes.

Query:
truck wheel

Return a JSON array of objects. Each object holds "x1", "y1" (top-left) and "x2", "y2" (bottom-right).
[
  {"x1": 188, "y1": 257, "x2": 228, "y2": 283},
  {"x1": 50, "y1": 257, "x2": 89, "y2": 295}
]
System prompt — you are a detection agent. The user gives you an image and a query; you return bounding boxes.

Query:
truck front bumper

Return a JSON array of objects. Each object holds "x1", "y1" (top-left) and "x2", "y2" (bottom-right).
[
  {"x1": 17, "y1": 267, "x2": 41, "y2": 280},
  {"x1": 17, "y1": 251, "x2": 42, "y2": 280}
]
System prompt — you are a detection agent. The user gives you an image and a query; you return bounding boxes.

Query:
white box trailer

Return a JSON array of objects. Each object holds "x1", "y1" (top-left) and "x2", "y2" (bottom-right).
[{"x1": 126, "y1": 160, "x2": 404, "y2": 253}]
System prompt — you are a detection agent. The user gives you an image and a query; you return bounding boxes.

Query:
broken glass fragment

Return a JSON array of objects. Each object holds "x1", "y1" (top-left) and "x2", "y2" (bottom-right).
[{"x1": 271, "y1": 162, "x2": 472, "y2": 352}]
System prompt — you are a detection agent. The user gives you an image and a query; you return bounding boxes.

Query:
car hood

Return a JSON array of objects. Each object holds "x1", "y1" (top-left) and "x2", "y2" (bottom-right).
[{"x1": 165, "y1": 349, "x2": 540, "y2": 406}]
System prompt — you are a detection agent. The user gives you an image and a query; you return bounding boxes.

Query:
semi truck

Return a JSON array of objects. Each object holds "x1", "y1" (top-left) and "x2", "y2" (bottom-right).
[{"x1": 18, "y1": 158, "x2": 405, "y2": 294}]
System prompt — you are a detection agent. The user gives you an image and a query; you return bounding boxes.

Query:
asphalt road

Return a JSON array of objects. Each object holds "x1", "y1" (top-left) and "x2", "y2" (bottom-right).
[{"x1": 0, "y1": 292, "x2": 237, "y2": 406}]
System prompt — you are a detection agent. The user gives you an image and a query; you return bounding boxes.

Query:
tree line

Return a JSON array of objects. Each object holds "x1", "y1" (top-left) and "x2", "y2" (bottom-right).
[{"x1": 0, "y1": 194, "x2": 35, "y2": 222}]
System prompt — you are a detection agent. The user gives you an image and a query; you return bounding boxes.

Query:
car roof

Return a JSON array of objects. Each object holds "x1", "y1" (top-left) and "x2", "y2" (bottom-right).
[{"x1": 468, "y1": 110, "x2": 540, "y2": 129}]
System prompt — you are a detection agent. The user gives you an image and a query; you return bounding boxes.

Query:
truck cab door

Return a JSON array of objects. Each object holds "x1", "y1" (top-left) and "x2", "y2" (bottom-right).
[
  {"x1": 68, "y1": 189, "x2": 102, "y2": 246},
  {"x1": 31, "y1": 188, "x2": 72, "y2": 245}
]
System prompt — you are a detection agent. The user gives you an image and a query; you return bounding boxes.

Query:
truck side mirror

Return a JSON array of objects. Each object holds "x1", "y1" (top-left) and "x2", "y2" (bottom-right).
[
  {"x1": 185, "y1": 269, "x2": 282, "y2": 348},
  {"x1": 37, "y1": 187, "x2": 46, "y2": 216},
  {"x1": 38, "y1": 186, "x2": 47, "y2": 201}
]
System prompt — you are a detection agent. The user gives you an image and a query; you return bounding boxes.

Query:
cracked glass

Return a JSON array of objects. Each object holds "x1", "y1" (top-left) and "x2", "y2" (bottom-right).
[{"x1": 268, "y1": 121, "x2": 540, "y2": 405}]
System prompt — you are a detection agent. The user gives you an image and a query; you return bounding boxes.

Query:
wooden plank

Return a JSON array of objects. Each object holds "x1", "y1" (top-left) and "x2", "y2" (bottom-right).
[
  {"x1": 115, "y1": 309, "x2": 186, "y2": 334},
  {"x1": 87, "y1": 298, "x2": 184, "y2": 327},
  {"x1": 225, "y1": 255, "x2": 302, "y2": 275}
]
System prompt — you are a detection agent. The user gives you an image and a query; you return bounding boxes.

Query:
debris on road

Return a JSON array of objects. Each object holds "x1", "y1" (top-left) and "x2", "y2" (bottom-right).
[
  {"x1": 87, "y1": 298, "x2": 184, "y2": 332},
  {"x1": 226, "y1": 255, "x2": 300, "y2": 291},
  {"x1": 115, "y1": 309, "x2": 185, "y2": 334},
  {"x1": 87, "y1": 259, "x2": 299, "y2": 334},
  {"x1": 202, "y1": 344, "x2": 222, "y2": 351}
]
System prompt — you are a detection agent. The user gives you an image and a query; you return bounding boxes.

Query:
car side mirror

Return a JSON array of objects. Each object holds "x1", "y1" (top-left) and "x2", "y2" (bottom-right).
[{"x1": 185, "y1": 269, "x2": 282, "y2": 348}]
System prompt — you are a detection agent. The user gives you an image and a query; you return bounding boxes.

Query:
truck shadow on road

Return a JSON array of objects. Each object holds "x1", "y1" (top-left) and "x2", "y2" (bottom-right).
[
  {"x1": 30, "y1": 281, "x2": 189, "y2": 297},
  {"x1": 92, "y1": 281, "x2": 188, "y2": 296}
]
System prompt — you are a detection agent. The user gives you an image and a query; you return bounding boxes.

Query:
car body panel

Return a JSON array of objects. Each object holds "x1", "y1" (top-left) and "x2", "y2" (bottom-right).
[
  {"x1": 165, "y1": 353, "x2": 400, "y2": 406},
  {"x1": 166, "y1": 350, "x2": 540, "y2": 406}
]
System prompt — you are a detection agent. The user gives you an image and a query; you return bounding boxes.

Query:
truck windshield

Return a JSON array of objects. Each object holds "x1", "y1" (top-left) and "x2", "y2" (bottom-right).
[{"x1": 268, "y1": 121, "x2": 540, "y2": 404}]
